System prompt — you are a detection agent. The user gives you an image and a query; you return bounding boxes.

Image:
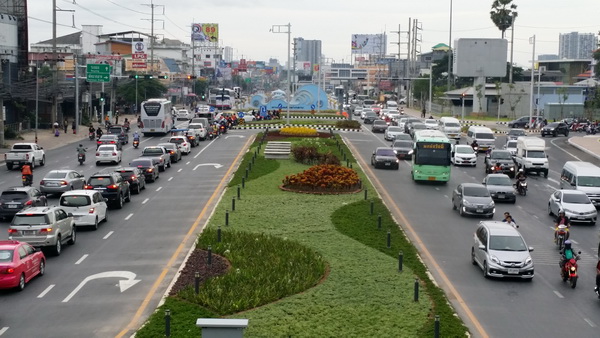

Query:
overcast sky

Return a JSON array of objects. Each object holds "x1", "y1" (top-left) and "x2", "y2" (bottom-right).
[{"x1": 27, "y1": 0, "x2": 600, "y2": 68}]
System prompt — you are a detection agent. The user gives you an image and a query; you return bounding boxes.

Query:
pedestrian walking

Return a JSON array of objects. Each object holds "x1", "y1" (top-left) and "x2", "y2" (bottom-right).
[
  {"x1": 421, "y1": 108, "x2": 426, "y2": 118},
  {"x1": 115, "y1": 112, "x2": 119, "y2": 125},
  {"x1": 53, "y1": 121, "x2": 60, "y2": 137},
  {"x1": 63, "y1": 119, "x2": 68, "y2": 133},
  {"x1": 72, "y1": 121, "x2": 77, "y2": 134}
]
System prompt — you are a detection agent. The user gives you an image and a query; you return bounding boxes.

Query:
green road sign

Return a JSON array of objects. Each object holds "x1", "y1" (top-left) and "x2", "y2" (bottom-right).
[{"x1": 86, "y1": 64, "x2": 111, "y2": 82}]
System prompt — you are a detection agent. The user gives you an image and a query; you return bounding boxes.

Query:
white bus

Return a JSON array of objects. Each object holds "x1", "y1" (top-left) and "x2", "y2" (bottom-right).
[
  {"x1": 140, "y1": 98, "x2": 174, "y2": 135},
  {"x1": 208, "y1": 88, "x2": 234, "y2": 110}
]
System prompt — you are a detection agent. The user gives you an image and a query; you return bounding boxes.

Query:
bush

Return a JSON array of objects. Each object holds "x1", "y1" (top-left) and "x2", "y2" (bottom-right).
[
  {"x1": 335, "y1": 120, "x2": 361, "y2": 129},
  {"x1": 291, "y1": 145, "x2": 340, "y2": 165},
  {"x1": 282, "y1": 164, "x2": 360, "y2": 192},
  {"x1": 280, "y1": 126, "x2": 318, "y2": 137},
  {"x1": 3, "y1": 127, "x2": 17, "y2": 139}
]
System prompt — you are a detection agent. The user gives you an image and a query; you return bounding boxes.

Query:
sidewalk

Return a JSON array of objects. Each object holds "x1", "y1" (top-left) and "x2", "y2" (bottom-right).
[
  {"x1": 0, "y1": 114, "x2": 138, "y2": 165},
  {"x1": 567, "y1": 135, "x2": 600, "y2": 160}
]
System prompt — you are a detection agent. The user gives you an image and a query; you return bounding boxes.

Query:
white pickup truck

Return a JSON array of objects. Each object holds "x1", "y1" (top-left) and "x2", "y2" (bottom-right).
[{"x1": 4, "y1": 143, "x2": 46, "y2": 170}]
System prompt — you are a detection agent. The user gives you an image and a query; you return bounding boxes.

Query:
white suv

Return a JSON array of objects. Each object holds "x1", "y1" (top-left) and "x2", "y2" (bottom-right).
[
  {"x1": 59, "y1": 190, "x2": 108, "y2": 230},
  {"x1": 9, "y1": 206, "x2": 76, "y2": 256}
]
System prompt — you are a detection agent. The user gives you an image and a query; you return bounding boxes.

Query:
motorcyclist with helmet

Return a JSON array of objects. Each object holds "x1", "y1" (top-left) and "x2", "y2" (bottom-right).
[
  {"x1": 559, "y1": 240, "x2": 579, "y2": 271},
  {"x1": 96, "y1": 126, "x2": 103, "y2": 139},
  {"x1": 21, "y1": 162, "x2": 33, "y2": 186},
  {"x1": 76, "y1": 144, "x2": 87, "y2": 161},
  {"x1": 471, "y1": 140, "x2": 479, "y2": 151},
  {"x1": 515, "y1": 168, "x2": 527, "y2": 194},
  {"x1": 554, "y1": 210, "x2": 571, "y2": 241}
]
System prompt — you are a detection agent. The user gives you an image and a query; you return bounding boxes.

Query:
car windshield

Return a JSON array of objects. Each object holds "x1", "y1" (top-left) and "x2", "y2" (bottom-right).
[
  {"x1": 393, "y1": 141, "x2": 413, "y2": 148},
  {"x1": 143, "y1": 148, "x2": 163, "y2": 154},
  {"x1": 117, "y1": 171, "x2": 135, "y2": 179},
  {"x1": 365, "y1": 113, "x2": 376, "y2": 117},
  {"x1": 108, "y1": 127, "x2": 122, "y2": 133},
  {"x1": 12, "y1": 214, "x2": 48, "y2": 225},
  {"x1": 45, "y1": 171, "x2": 67, "y2": 179},
  {"x1": 60, "y1": 195, "x2": 91, "y2": 207},
  {"x1": 577, "y1": 176, "x2": 600, "y2": 187},
  {"x1": 526, "y1": 150, "x2": 546, "y2": 158},
  {"x1": 487, "y1": 176, "x2": 512, "y2": 186},
  {"x1": 491, "y1": 151, "x2": 512, "y2": 160},
  {"x1": 425, "y1": 120, "x2": 437, "y2": 125},
  {"x1": 489, "y1": 235, "x2": 527, "y2": 251},
  {"x1": 387, "y1": 127, "x2": 402, "y2": 132},
  {"x1": 0, "y1": 250, "x2": 13, "y2": 263},
  {"x1": 130, "y1": 160, "x2": 152, "y2": 167},
  {"x1": 563, "y1": 193, "x2": 591, "y2": 204},
  {"x1": 376, "y1": 149, "x2": 396, "y2": 156},
  {"x1": 508, "y1": 130, "x2": 525, "y2": 136},
  {"x1": 373, "y1": 121, "x2": 386, "y2": 125},
  {"x1": 477, "y1": 133, "x2": 495, "y2": 140},
  {"x1": 88, "y1": 177, "x2": 112, "y2": 187},
  {"x1": 98, "y1": 145, "x2": 116, "y2": 152},
  {"x1": 100, "y1": 136, "x2": 117, "y2": 141},
  {"x1": 463, "y1": 186, "x2": 490, "y2": 197},
  {"x1": 1, "y1": 191, "x2": 27, "y2": 200},
  {"x1": 158, "y1": 144, "x2": 176, "y2": 150},
  {"x1": 189, "y1": 124, "x2": 204, "y2": 129},
  {"x1": 547, "y1": 123, "x2": 559, "y2": 128},
  {"x1": 507, "y1": 141, "x2": 517, "y2": 148},
  {"x1": 445, "y1": 122, "x2": 460, "y2": 127},
  {"x1": 413, "y1": 124, "x2": 426, "y2": 129},
  {"x1": 456, "y1": 147, "x2": 474, "y2": 154},
  {"x1": 169, "y1": 138, "x2": 184, "y2": 144}
]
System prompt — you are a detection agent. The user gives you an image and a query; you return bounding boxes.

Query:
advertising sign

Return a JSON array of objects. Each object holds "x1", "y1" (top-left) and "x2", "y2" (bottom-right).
[
  {"x1": 191, "y1": 23, "x2": 219, "y2": 42},
  {"x1": 131, "y1": 39, "x2": 147, "y2": 69},
  {"x1": 351, "y1": 34, "x2": 387, "y2": 55}
]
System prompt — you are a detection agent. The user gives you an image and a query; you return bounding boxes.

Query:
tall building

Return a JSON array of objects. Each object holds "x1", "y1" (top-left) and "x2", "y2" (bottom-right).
[
  {"x1": 294, "y1": 37, "x2": 322, "y2": 71},
  {"x1": 559, "y1": 32, "x2": 598, "y2": 59}
]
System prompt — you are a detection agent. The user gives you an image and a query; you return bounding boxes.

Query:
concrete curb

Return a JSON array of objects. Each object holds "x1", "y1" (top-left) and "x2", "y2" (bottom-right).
[
  {"x1": 233, "y1": 125, "x2": 362, "y2": 132},
  {"x1": 567, "y1": 137, "x2": 600, "y2": 161}
]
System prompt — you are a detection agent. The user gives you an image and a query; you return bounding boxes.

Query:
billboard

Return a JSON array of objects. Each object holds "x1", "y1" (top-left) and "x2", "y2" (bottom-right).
[
  {"x1": 191, "y1": 23, "x2": 219, "y2": 42},
  {"x1": 453, "y1": 38, "x2": 507, "y2": 77},
  {"x1": 351, "y1": 34, "x2": 387, "y2": 55}
]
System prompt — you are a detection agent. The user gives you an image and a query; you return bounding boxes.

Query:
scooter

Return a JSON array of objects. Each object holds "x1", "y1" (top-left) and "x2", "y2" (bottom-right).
[
  {"x1": 555, "y1": 224, "x2": 568, "y2": 250},
  {"x1": 561, "y1": 254, "x2": 580, "y2": 289},
  {"x1": 133, "y1": 139, "x2": 140, "y2": 149},
  {"x1": 78, "y1": 153, "x2": 86, "y2": 165},
  {"x1": 219, "y1": 125, "x2": 227, "y2": 134},
  {"x1": 516, "y1": 179, "x2": 527, "y2": 196},
  {"x1": 21, "y1": 175, "x2": 32, "y2": 187},
  {"x1": 89, "y1": 132, "x2": 95, "y2": 141}
]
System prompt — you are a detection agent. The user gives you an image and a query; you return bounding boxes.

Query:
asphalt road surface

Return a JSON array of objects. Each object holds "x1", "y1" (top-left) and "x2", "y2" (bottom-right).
[
  {"x1": 0, "y1": 124, "x2": 253, "y2": 337},
  {"x1": 345, "y1": 121, "x2": 600, "y2": 338}
]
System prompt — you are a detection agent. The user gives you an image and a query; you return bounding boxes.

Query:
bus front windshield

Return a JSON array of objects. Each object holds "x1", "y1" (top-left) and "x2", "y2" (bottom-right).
[{"x1": 415, "y1": 143, "x2": 451, "y2": 166}]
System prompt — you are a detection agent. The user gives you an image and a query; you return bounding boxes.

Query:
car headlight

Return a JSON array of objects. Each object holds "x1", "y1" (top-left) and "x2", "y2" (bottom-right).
[
  {"x1": 525, "y1": 257, "x2": 532, "y2": 266},
  {"x1": 510, "y1": 167, "x2": 515, "y2": 171},
  {"x1": 393, "y1": 150, "x2": 398, "y2": 154},
  {"x1": 463, "y1": 200, "x2": 474, "y2": 207},
  {"x1": 408, "y1": 150, "x2": 414, "y2": 155},
  {"x1": 490, "y1": 255, "x2": 500, "y2": 264},
  {"x1": 563, "y1": 208, "x2": 575, "y2": 214},
  {"x1": 486, "y1": 201, "x2": 495, "y2": 208}
]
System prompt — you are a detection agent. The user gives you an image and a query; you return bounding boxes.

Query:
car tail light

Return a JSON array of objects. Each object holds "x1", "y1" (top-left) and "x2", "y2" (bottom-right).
[
  {"x1": 110, "y1": 141, "x2": 115, "y2": 144},
  {"x1": 40, "y1": 180, "x2": 45, "y2": 185},
  {"x1": 26, "y1": 153, "x2": 30, "y2": 160},
  {"x1": 131, "y1": 175, "x2": 138, "y2": 181},
  {"x1": 88, "y1": 207, "x2": 96, "y2": 214},
  {"x1": 60, "y1": 180, "x2": 68, "y2": 186},
  {"x1": 107, "y1": 184, "x2": 118, "y2": 190},
  {"x1": 183, "y1": 143, "x2": 188, "y2": 146},
  {"x1": 161, "y1": 121, "x2": 165, "y2": 128},
  {"x1": 112, "y1": 153, "x2": 117, "y2": 156},
  {"x1": 39, "y1": 228, "x2": 53, "y2": 233},
  {"x1": 97, "y1": 141, "x2": 102, "y2": 145},
  {"x1": 96, "y1": 152, "x2": 100, "y2": 156},
  {"x1": 84, "y1": 185, "x2": 93, "y2": 190},
  {"x1": 25, "y1": 200, "x2": 33, "y2": 206},
  {"x1": 7, "y1": 229, "x2": 17, "y2": 234},
  {"x1": 169, "y1": 150, "x2": 175, "y2": 154},
  {"x1": 1, "y1": 267, "x2": 15, "y2": 274},
  {"x1": 147, "y1": 168, "x2": 153, "y2": 173}
]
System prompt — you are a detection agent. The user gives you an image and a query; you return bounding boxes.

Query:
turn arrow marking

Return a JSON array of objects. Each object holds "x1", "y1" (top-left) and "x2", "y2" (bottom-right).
[
  {"x1": 62, "y1": 271, "x2": 141, "y2": 303},
  {"x1": 193, "y1": 163, "x2": 223, "y2": 170}
]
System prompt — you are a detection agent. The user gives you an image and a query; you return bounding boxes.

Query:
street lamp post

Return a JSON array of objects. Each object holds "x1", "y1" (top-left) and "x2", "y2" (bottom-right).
[
  {"x1": 271, "y1": 23, "x2": 292, "y2": 124},
  {"x1": 35, "y1": 60, "x2": 39, "y2": 144}
]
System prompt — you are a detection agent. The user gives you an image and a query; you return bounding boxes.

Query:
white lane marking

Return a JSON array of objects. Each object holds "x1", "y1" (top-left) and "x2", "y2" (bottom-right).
[
  {"x1": 547, "y1": 177, "x2": 559, "y2": 185},
  {"x1": 156, "y1": 187, "x2": 162, "y2": 192},
  {"x1": 435, "y1": 187, "x2": 440, "y2": 191},
  {"x1": 550, "y1": 138, "x2": 583, "y2": 161},
  {"x1": 444, "y1": 195, "x2": 449, "y2": 199},
  {"x1": 103, "y1": 231, "x2": 114, "y2": 239},
  {"x1": 584, "y1": 318, "x2": 597, "y2": 328},
  {"x1": 193, "y1": 164, "x2": 200, "y2": 171},
  {"x1": 516, "y1": 205, "x2": 523, "y2": 210},
  {"x1": 142, "y1": 198, "x2": 149, "y2": 204},
  {"x1": 168, "y1": 177, "x2": 174, "y2": 181},
  {"x1": 125, "y1": 213, "x2": 133, "y2": 221},
  {"x1": 0, "y1": 327, "x2": 8, "y2": 336},
  {"x1": 37, "y1": 284, "x2": 55, "y2": 298},
  {"x1": 571, "y1": 240, "x2": 579, "y2": 245},
  {"x1": 533, "y1": 215, "x2": 539, "y2": 219},
  {"x1": 549, "y1": 226, "x2": 555, "y2": 230},
  {"x1": 553, "y1": 290, "x2": 564, "y2": 298},
  {"x1": 546, "y1": 184, "x2": 557, "y2": 190},
  {"x1": 193, "y1": 141, "x2": 214, "y2": 158},
  {"x1": 177, "y1": 168, "x2": 182, "y2": 173},
  {"x1": 186, "y1": 161, "x2": 191, "y2": 165},
  {"x1": 75, "y1": 254, "x2": 89, "y2": 265}
]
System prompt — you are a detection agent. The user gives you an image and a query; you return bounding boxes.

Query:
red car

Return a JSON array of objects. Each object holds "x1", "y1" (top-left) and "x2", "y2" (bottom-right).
[{"x1": 0, "y1": 240, "x2": 46, "y2": 291}]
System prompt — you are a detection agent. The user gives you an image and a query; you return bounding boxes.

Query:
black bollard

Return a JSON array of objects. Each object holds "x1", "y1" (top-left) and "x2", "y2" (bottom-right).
[
  {"x1": 370, "y1": 200, "x2": 374, "y2": 215},
  {"x1": 377, "y1": 214, "x2": 382, "y2": 230},
  {"x1": 217, "y1": 226, "x2": 222, "y2": 241},
  {"x1": 242, "y1": 177, "x2": 245, "y2": 188},
  {"x1": 414, "y1": 278, "x2": 419, "y2": 302},
  {"x1": 207, "y1": 246, "x2": 212, "y2": 265},
  {"x1": 165, "y1": 309, "x2": 171, "y2": 337},
  {"x1": 194, "y1": 272, "x2": 200, "y2": 294},
  {"x1": 225, "y1": 210, "x2": 229, "y2": 226},
  {"x1": 346, "y1": 159, "x2": 350, "y2": 167},
  {"x1": 434, "y1": 315, "x2": 440, "y2": 338},
  {"x1": 245, "y1": 168, "x2": 249, "y2": 178},
  {"x1": 232, "y1": 197, "x2": 236, "y2": 211},
  {"x1": 349, "y1": 163, "x2": 352, "y2": 169},
  {"x1": 237, "y1": 185, "x2": 241, "y2": 200},
  {"x1": 387, "y1": 231, "x2": 391, "y2": 248},
  {"x1": 364, "y1": 188, "x2": 368, "y2": 200},
  {"x1": 249, "y1": 161, "x2": 252, "y2": 171},
  {"x1": 398, "y1": 251, "x2": 403, "y2": 272}
]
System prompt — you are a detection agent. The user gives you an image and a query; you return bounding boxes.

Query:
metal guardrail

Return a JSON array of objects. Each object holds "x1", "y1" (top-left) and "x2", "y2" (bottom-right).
[{"x1": 4, "y1": 120, "x2": 31, "y2": 134}]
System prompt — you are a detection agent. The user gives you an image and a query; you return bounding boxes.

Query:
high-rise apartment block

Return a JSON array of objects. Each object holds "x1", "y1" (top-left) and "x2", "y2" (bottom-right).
[{"x1": 558, "y1": 32, "x2": 598, "y2": 59}]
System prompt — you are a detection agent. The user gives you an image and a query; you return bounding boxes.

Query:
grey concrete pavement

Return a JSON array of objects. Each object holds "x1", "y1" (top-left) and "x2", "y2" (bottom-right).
[{"x1": 568, "y1": 135, "x2": 600, "y2": 160}]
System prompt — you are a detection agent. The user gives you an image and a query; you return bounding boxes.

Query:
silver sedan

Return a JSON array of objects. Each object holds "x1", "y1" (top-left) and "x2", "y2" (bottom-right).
[
  {"x1": 548, "y1": 190, "x2": 597, "y2": 224},
  {"x1": 40, "y1": 170, "x2": 86, "y2": 195}
]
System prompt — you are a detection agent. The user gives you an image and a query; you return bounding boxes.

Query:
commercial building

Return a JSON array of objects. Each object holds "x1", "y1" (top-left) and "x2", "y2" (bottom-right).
[{"x1": 559, "y1": 32, "x2": 598, "y2": 60}]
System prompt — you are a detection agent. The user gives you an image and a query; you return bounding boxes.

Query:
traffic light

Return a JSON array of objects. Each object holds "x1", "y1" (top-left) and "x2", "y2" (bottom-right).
[
  {"x1": 129, "y1": 74, "x2": 139, "y2": 79},
  {"x1": 99, "y1": 92, "x2": 105, "y2": 102},
  {"x1": 157, "y1": 75, "x2": 168, "y2": 79},
  {"x1": 187, "y1": 75, "x2": 197, "y2": 79},
  {"x1": 144, "y1": 75, "x2": 153, "y2": 79},
  {"x1": 201, "y1": 94, "x2": 206, "y2": 100}
]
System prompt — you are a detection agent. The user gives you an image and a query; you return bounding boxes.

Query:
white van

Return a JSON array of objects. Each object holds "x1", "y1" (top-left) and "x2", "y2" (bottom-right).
[
  {"x1": 466, "y1": 126, "x2": 496, "y2": 152},
  {"x1": 514, "y1": 137, "x2": 548, "y2": 177},
  {"x1": 386, "y1": 100, "x2": 398, "y2": 109},
  {"x1": 560, "y1": 161, "x2": 600, "y2": 207},
  {"x1": 439, "y1": 117, "x2": 461, "y2": 139}
]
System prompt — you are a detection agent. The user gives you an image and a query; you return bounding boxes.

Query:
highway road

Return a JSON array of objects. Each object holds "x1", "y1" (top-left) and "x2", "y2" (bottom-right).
[
  {"x1": 345, "y1": 121, "x2": 600, "y2": 338},
  {"x1": 0, "y1": 124, "x2": 253, "y2": 337}
]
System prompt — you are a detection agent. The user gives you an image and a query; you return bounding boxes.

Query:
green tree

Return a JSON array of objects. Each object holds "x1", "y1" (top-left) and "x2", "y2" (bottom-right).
[
  {"x1": 490, "y1": 0, "x2": 518, "y2": 39},
  {"x1": 593, "y1": 49, "x2": 600, "y2": 78},
  {"x1": 506, "y1": 83, "x2": 524, "y2": 119},
  {"x1": 557, "y1": 87, "x2": 569, "y2": 119},
  {"x1": 116, "y1": 78, "x2": 167, "y2": 104},
  {"x1": 412, "y1": 77, "x2": 430, "y2": 105},
  {"x1": 193, "y1": 78, "x2": 209, "y2": 97}
]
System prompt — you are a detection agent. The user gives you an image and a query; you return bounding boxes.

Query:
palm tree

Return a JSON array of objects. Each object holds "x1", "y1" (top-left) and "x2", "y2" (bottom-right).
[{"x1": 490, "y1": 0, "x2": 518, "y2": 39}]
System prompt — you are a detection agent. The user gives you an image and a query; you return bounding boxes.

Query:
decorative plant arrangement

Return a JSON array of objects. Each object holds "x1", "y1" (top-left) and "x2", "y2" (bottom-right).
[
  {"x1": 281, "y1": 164, "x2": 361, "y2": 193},
  {"x1": 279, "y1": 126, "x2": 318, "y2": 137},
  {"x1": 291, "y1": 145, "x2": 340, "y2": 165}
]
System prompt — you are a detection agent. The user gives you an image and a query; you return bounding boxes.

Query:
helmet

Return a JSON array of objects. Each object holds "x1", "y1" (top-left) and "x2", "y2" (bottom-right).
[
  {"x1": 79, "y1": 144, "x2": 83, "y2": 147},
  {"x1": 564, "y1": 240, "x2": 572, "y2": 250},
  {"x1": 559, "y1": 209, "x2": 566, "y2": 215},
  {"x1": 518, "y1": 169, "x2": 523, "y2": 172}
]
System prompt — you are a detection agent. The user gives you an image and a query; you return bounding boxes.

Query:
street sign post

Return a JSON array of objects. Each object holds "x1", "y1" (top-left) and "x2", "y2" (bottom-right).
[{"x1": 86, "y1": 64, "x2": 110, "y2": 82}]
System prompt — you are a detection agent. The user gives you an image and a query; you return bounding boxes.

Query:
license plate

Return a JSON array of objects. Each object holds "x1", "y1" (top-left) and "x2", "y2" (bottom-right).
[
  {"x1": 24, "y1": 230, "x2": 37, "y2": 235},
  {"x1": 8, "y1": 204, "x2": 19, "y2": 209},
  {"x1": 150, "y1": 129, "x2": 155, "y2": 132},
  {"x1": 576, "y1": 217, "x2": 585, "y2": 220},
  {"x1": 507, "y1": 268, "x2": 519, "y2": 274},
  {"x1": 498, "y1": 194, "x2": 505, "y2": 199},
  {"x1": 385, "y1": 163, "x2": 391, "y2": 166},
  {"x1": 103, "y1": 154, "x2": 109, "y2": 157},
  {"x1": 477, "y1": 209, "x2": 483, "y2": 213}
]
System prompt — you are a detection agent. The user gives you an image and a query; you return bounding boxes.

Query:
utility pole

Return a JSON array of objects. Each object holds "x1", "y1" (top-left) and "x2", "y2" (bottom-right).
[
  {"x1": 509, "y1": 14, "x2": 517, "y2": 84},
  {"x1": 75, "y1": 54, "x2": 80, "y2": 134},
  {"x1": 51, "y1": 0, "x2": 74, "y2": 124},
  {"x1": 407, "y1": 18, "x2": 411, "y2": 107},
  {"x1": 528, "y1": 35, "x2": 536, "y2": 127},
  {"x1": 0, "y1": 60, "x2": 4, "y2": 147},
  {"x1": 142, "y1": 0, "x2": 164, "y2": 74},
  {"x1": 391, "y1": 25, "x2": 408, "y2": 103},
  {"x1": 447, "y1": 0, "x2": 453, "y2": 92}
]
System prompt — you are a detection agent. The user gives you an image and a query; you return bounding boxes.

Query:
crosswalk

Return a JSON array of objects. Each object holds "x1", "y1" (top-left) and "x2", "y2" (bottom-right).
[{"x1": 530, "y1": 243, "x2": 598, "y2": 266}]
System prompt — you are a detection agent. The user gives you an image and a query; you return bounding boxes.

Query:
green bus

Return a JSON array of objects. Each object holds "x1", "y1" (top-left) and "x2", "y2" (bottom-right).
[{"x1": 411, "y1": 130, "x2": 452, "y2": 182}]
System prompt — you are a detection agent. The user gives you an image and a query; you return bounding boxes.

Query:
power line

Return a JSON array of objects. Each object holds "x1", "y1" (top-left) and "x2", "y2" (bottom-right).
[
  {"x1": 163, "y1": 14, "x2": 187, "y2": 33},
  {"x1": 103, "y1": 0, "x2": 150, "y2": 15},
  {"x1": 62, "y1": 0, "x2": 147, "y2": 30}
]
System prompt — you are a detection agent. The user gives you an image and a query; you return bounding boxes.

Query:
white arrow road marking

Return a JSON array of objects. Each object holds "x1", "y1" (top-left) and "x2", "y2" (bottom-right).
[
  {"x1": 103, "y1": 231, "x2": 114, "y2": 239},
  {"x1": 75, "y1": 254, "x2": 88, "y2": 265},
  {"x1": 142, "y1": 198, "x2": 149, "y2": 204},
  {"x1": 193, "y1": 163, "x2": 223, "y2": 170},
  {"x1": 0, "y1": 327, "x2": 8, "y2": 336},
  {"x1": 225, "y1": 135, "x2": 245, "y2": 139},
  {"x1": 156, "y1": 187, "x2": 162, "y2": 192},
  {"x1": 62, "y1": 271, "x2": 141, "y2": 302},
  {"x1": 37, "y1": 284, "x2": 55, "y2": 298},
  {"x1": 125, "y1": 213, "x2": 133, "y2": 221}
]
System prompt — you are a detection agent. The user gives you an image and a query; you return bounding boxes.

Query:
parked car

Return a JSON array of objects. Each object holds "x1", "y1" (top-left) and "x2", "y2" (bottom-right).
[
  {"x1": 129, "y1": 158, "x2": 159, "y2": 182},
  {"x1": 59, "y1": 190, "x2": 108, "y2": 230},
  {"x1": 96, "y1": 135, "x2": 122, "y2": 150},
  {"x1": 371, "y1": 147, "x2": 400, "y2": 170},
  {"x1": 8, "y1": 206, "x2": 76, "y2": 256},
  {"x1": 541, "y1": 122, "x2": 569, "y2": 137},
  {"x1": 95, "y1": 144, "x2": 122, "y2": 165},
  {"x1": 384, "y1": 126, "x2": 405, "y2": 141},
  {"x1": 0, "y1": 187, "x2": 47, "y2": 221},
  {"x1": 39, "y1": 170, "x2": 86, "y2": 195},
  {"x1": 482, "y1": 174, "x2": 516, "y2": 203},
  {"x1": 548, "y1": 190, "x2": 597, "y2": 224},
  {"x1": 391, "y1": 139, "x2": 414, "y2": 160},
  {"x1": 507, "y1": 128, "x2": 527, "y2": 140},
  {"x1": 452, "y1": 183, "x2": 495, "y2": 218},
  {"x1": 484, "y1": 150, "x2": 517, "y2": 177},
  {"x1": 472, "y1": 221, "x2": 534, "y2": 279},
  {"x1": 84, "y1": 172, "x2": 131, "y2": 209},
  {"x1": 158, "y1": 143, "x2": 182, "y2": 163},
  {"x1": 0, "y1": 240, "x2": 46, "y2": 291},
  {"x1": 115, "y1": 167, "x2": 147, "y2": 194},
  {"x1": 371, "y1": 120, "x2": 388, "y2": 133},
  {"x1": 451, "y1": 145, "x2": 477, "y2": 167}
]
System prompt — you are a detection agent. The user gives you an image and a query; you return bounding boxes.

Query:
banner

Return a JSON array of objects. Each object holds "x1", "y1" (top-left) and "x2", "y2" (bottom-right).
[
  {"x1": 351, "y1": 34, "x2": 387, "y2": 55},
  {"x1": 192, "y1": 23, "x2": 219, "y2": 42}
]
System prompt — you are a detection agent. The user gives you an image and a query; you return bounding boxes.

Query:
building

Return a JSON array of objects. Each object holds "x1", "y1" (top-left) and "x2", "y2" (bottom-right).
[
  {"x1": 223, "y1": 46, "x2": 233, "y2": 63},
  {"x1": 293, "y1": 38, "x2": 321, "y2": 72},
  {"x1": 538, "y1": 54, "x2": 559, "y2": 61},
  {"x1": 559, "y1": 32, "x2": 598, "y2": 59}
]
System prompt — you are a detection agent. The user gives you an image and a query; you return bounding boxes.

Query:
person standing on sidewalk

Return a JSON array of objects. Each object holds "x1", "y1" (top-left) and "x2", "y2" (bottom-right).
[
  {"x1": 72, "y1": 120, "x2": 77, "y2": 134},
  {"x1": 63, "y1": 119, "x2": 68, "y2": 133},
  {"x1": 115, "y1": 112, "x2": 119, "y2": 125},
  {"x1": 53, "y1": 121, "x2": 60, "y2": 137}
]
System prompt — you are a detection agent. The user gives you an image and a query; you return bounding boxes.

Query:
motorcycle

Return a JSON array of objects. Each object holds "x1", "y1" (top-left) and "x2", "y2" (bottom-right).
[
  {"x1": 586, "y1": 125, "x2": 597, "y2": 135},
  {"x1": 21, "y1": 175, "x2": 32, "y2": 187},
  {"x1": 555, "y1": 224, "x2": 569, "y2": 250},
  {"x1": 78, "y1": 153, "x2": 86, "y2": 165},
  {"x1": 133, "y1": 138, "x2": 140, "y2": 149},
  {"x1": 124, "y1": 121, "x2": 131, "y2": 132},
  {"x1": 219, "y1": 124, "x2": 227, "y2": 134},
  {"x1": 89, "y1": 132, "x2": 95, "y2": 141},
  {"x1": 561, "y1": 254, "x2": 580, "y2": 289},
  {"x1": 516, "y1": 179, "x2": 527, "y2": 196}
]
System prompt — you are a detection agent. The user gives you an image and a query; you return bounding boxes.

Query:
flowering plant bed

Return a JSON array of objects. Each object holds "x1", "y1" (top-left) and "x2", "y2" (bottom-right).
[
  {"x1": 281, "y1": 164, "x2": 361, "y2": 193},
  {"x1": 279, "y1": 126, "x2": 318, "y2": 137}
]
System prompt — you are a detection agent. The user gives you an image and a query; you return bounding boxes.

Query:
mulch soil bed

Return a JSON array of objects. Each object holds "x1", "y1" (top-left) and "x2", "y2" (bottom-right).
[{"x1": 169, "y1": 249, "x2": 231, "y2": 296}]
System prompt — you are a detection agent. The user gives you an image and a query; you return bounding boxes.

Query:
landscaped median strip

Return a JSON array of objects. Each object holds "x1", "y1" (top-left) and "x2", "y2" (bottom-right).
[{"x1": 136, "y1": 131, "x2": 467, "y2": 337}]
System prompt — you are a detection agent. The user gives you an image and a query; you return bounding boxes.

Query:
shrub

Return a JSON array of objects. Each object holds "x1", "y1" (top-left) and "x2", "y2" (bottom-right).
[
  {"x1": 291, "y1": 146, "x2": 340, "y2": 165},
  {"x1": 335, "y1": 120, "x2": 361, "y2": 129},
  {"x1": 280, "y1": 126, "x2": 318, "y2": 137},
  {"x1": 282, "y1": 164, "x2": 360, "y2": 192}
]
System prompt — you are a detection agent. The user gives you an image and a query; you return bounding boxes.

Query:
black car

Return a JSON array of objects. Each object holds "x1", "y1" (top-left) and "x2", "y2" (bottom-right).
[
  {"x1": 363, "y1": 112, "x2": 377, "y2": 124},
  {"x1": 371, "y1": 120, "x2": 388, "y2": 133},
  {"x1": 391, "y1": 139, "x2": 414, "y2": 160},
  {"x1": 508, "y1": 116, "x2": 543, "y2": 128},
  {"x1": 484, "y1": 150, "x2": 517, "y2": 177},
  {"x1": 0, "y1": 187, "x2": 47, "y2": 220},
  {"x1": 115, "y1": 167, "x2": 147, "y2": 194},
  {"x1": 107, "y1": 125, "x2": 129, "y2": 145},
  {"x1": 96, "y1": 135, "x2": 122, "y2": 150},
  {"x1": 84, "y1": 172, "x2": 130, "y2": 209},
  {"x1": 541, "y1": 122, "x2": 569, "y2": 137},
  {"x1": 129, "y1": 158, "x2": 160, "y2": 182},
  {"x1": 506, "y1": 128, "x2": 526, "y2": 140},
  {"x1": 371, "y1": 147, "x2": 399, "y2": 170}
]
